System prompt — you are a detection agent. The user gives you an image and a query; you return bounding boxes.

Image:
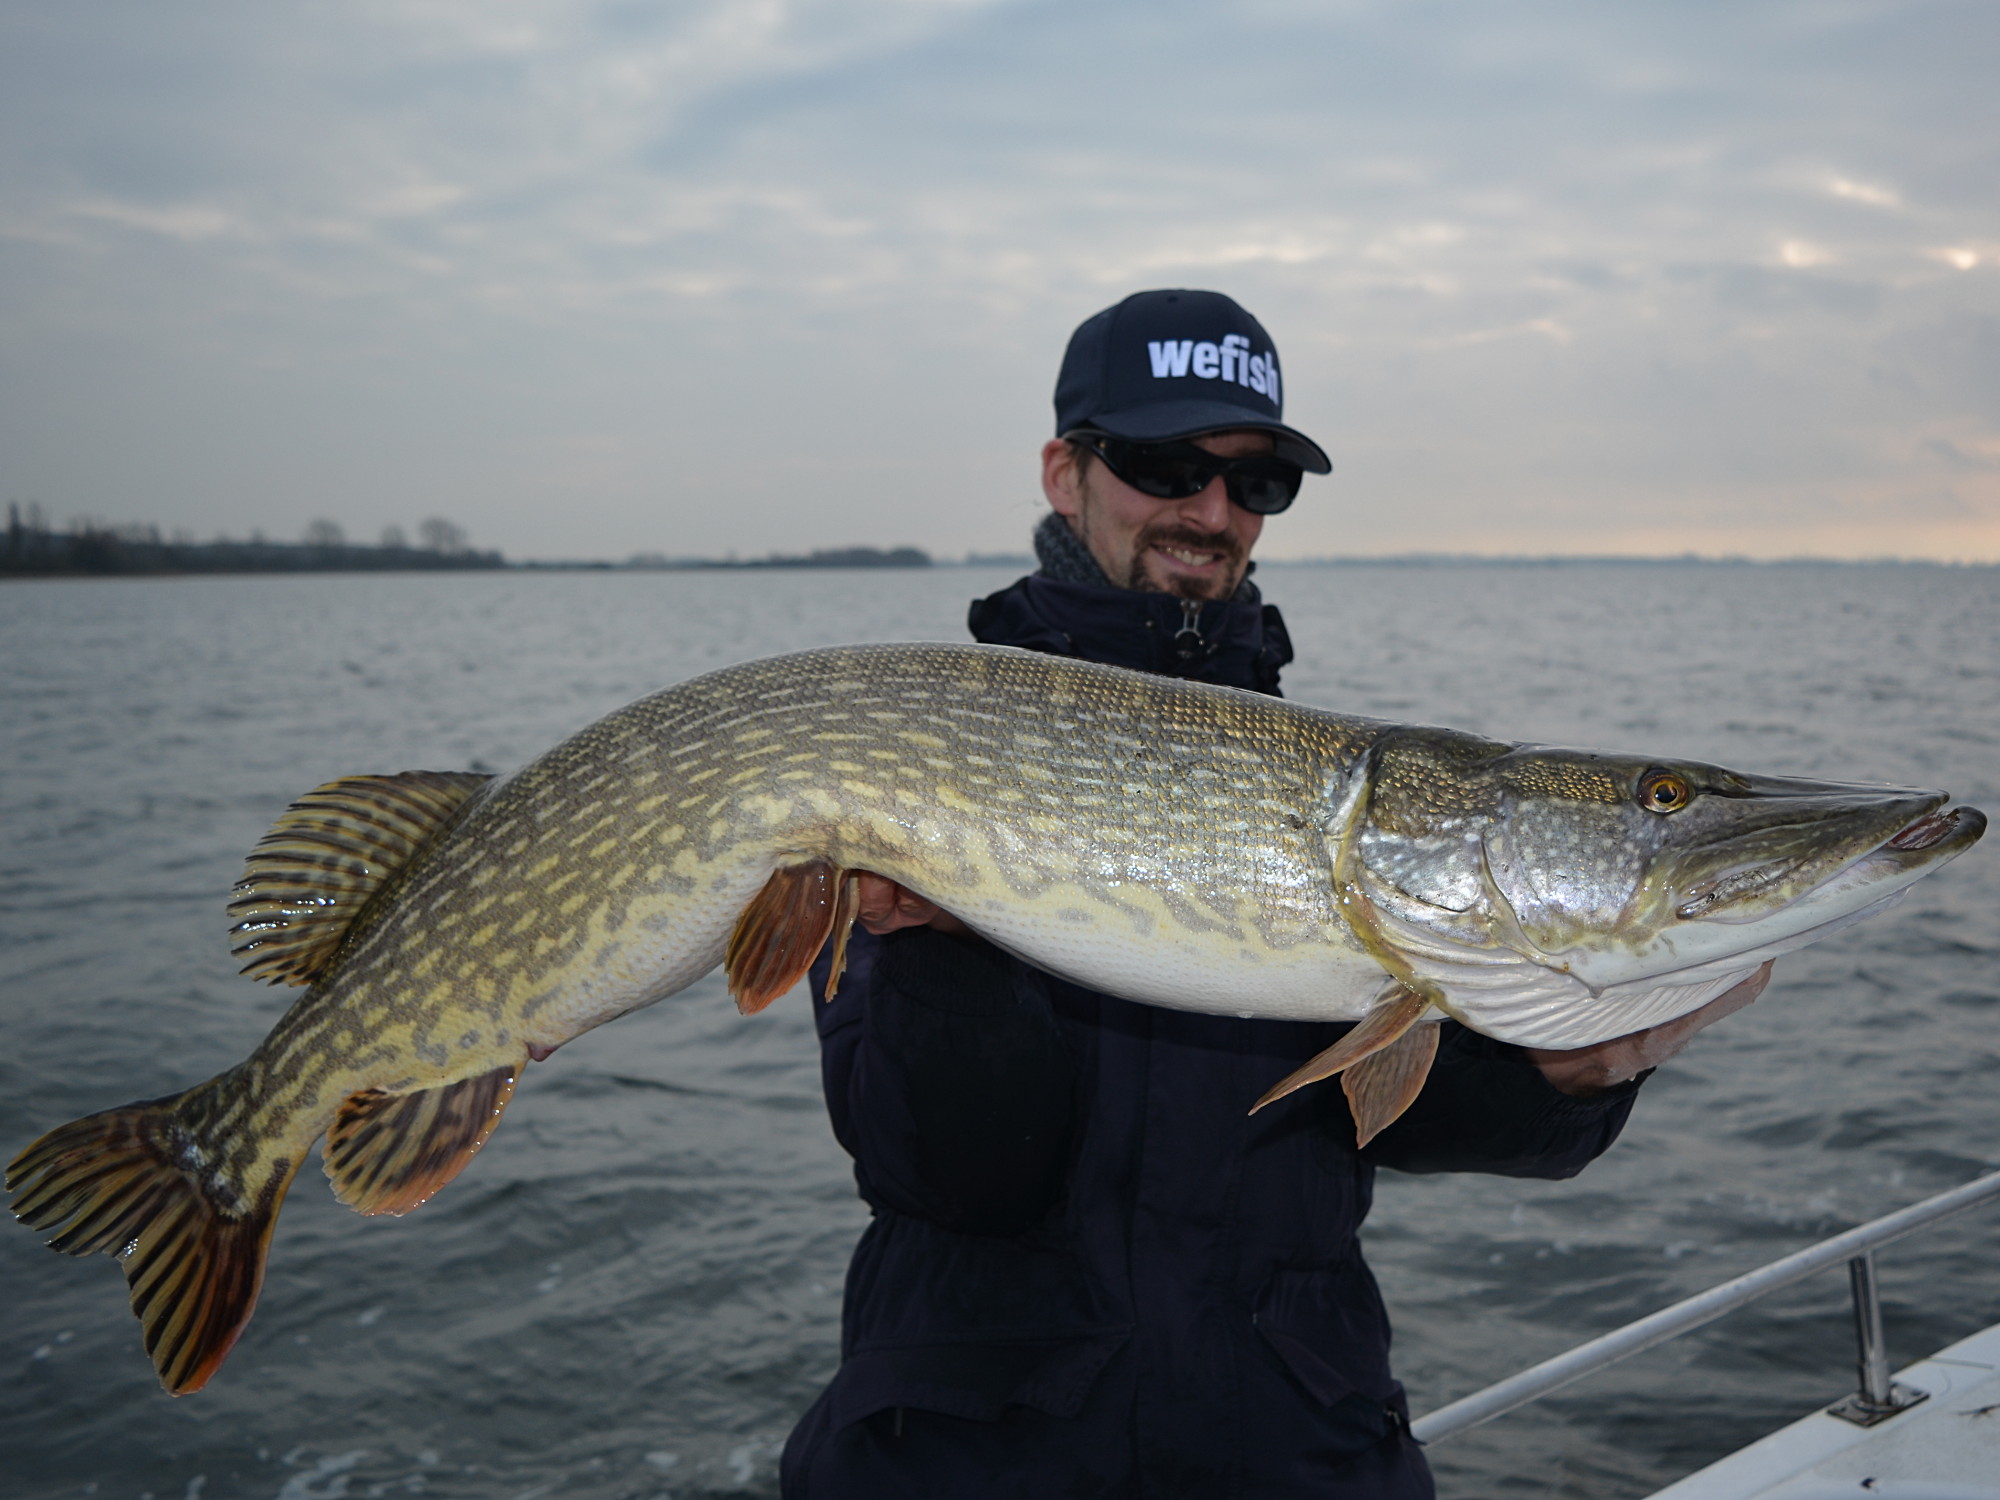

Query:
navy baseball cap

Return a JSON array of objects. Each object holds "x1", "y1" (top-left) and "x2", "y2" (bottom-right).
[{"x1": 1053, "y1": 289, "x2": 1331, "y2": 474}]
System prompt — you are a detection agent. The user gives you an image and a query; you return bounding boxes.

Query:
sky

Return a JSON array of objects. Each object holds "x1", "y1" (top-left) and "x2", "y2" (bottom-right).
[{"x1": 2, "y1": 0, "x2": 1996, "y2": 563}]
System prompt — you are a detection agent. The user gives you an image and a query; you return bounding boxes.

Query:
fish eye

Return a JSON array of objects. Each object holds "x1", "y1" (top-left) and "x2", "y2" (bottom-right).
[{"x1": 1638, "y1": 769, "x2": 1692, "y2": 814}]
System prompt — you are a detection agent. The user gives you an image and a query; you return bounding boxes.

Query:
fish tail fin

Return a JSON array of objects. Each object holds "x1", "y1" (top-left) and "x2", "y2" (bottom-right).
[{"x1": 7, "y1": 1091, "x2": 301, "y2": 1395}]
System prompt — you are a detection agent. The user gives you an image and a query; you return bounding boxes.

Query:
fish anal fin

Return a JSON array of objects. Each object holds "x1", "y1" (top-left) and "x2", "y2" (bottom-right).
[
  {"x1": 1341, "y1": 1021, "x2": 1441, "y2": 1148},
  {"x1": 323, "y1": 1065, "x2": 518, "y2": 1217},
  {"x1": 7, "y1": 1093, "x2": 302, "y2": 1395},
  {"x1": 726, "y1": 858, "x2": 847, "y2": 1015},
  {"x1": 1250, "y1": 982, "x2": 1430, "y2": 1115},
  {"x1": 228, "y1": 770, "x2": 494, "y2": 987}
]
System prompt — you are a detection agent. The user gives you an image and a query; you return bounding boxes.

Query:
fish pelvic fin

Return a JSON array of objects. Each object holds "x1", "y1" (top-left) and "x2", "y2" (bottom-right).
[
  {"x1": 324, "y1": 1064, "x2": 519, "y2": 1217},
  {"x1": 1250, "y1": 982, "x2": 1431, "y2": 1118},
  {"x1": 822, "y1": 869, "x2": 863, "y2": 1000},
  {"x1": 228, "y1": 770, "x2": 494, "y2": 987},
  {"x1": 726, "y1": 858, "x2": 855, "y2": 1014},
  {"x1": 7, "y1": 1092, "x2": 301, "y2": 1396}
]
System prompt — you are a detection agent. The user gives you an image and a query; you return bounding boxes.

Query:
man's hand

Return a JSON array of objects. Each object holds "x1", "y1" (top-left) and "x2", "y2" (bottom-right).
[
  {"x1": 1524, "y1": 962, "x2": 1773, "y2": 1097},
  {"x1": 852, "y1": 872, "x2": 970, "y2": 938}
]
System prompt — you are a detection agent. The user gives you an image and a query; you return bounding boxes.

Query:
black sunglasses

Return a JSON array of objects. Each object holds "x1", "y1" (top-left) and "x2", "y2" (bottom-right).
[{"x1": 1068, "y1": 432, "x2": 1305, "y2": 515}]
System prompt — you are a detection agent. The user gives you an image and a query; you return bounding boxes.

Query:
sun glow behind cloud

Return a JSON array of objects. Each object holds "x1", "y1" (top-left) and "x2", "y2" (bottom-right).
[{"x1": 0, "y1": 0, "x2": 1996, "y2": 561}]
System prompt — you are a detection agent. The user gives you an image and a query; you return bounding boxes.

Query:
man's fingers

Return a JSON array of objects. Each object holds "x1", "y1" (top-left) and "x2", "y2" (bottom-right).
[
  {"x1": 1614, "y1": 961, "x2": 1775, "y2": 1070},
  {"x1": 1648, "y1": 961, "x2": 1772, "y2": 1049},
  {"x1": 892, "y1": 887, "x2": 943, "y2": 925},
  {"x1": 1528, "y1": 961, "x2": 1777, "y2": 1096},
  {"x1": 1705, "y1": 960, "x2": 1774, "y2": 1018},
  {"x1": 852, "y1": 872, "x2": 946, "y2": 935},
  {"x1": 852, "y1": 873, "x2": 902, "y2": 931}
]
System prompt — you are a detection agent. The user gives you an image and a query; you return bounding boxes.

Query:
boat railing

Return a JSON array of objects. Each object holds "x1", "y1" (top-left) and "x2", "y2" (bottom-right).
[{"x1": 1409, "y1": 1169, "x2": 2000, "y2": 1446}]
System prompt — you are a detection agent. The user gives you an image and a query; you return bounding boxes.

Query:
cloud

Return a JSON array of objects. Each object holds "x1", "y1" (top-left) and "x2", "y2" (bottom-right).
[
  {"x1": 1827, "y1": 176, "x2": 1901, "y2": 209},
  {"x1": 1925, "y1": 436, "x2": 2000, "y2": 473},
  {"x1": 0, "y1": 0, "x2": 1996, "y2": 561},
  {"x1": 65, "y1": 199, "x2": 247, "y2": 242},
  {"x1": 1777, "y1": 240, "x2": 1835, "y2": 268}
]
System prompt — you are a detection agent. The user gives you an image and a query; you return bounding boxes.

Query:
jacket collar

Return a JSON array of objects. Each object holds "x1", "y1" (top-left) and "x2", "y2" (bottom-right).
[{"x1": 967, "y1": 572, "x2": 1293, "y2": 696}]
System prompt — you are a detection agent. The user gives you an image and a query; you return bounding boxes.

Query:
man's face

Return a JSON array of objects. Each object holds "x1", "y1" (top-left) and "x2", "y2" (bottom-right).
[{"x1": 1042, "y1": 429, "x2": 1270, "y2": 601}]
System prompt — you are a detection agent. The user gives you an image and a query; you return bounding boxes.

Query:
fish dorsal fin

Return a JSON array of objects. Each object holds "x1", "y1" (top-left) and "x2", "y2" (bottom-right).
[
  {"x1": 1250, "y1": 981, "x2": 1431, "y2": 1119},
  {"x1": 227, "y1": 771, "x2": 493, "y2": 986},
  {"x1": 323, "y1": 1065, "x2": 519, "y2": 1217}
]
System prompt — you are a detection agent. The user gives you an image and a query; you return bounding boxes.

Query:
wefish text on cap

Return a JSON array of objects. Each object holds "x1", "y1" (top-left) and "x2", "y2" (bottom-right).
[
  {"x1": 1144, "y1": 334, "x2": 1279, "y2": 404},
  {"x1": 1053, "y1": 289, "x2": 1329, "y2": 474}
]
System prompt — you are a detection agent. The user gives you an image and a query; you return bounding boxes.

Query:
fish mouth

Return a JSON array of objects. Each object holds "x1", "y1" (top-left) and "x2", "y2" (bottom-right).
[
  {"x1": 1673, "y1": 801, "x2": 1986, "y2": 922},
  {"x1": 1884, "y1": 804, "x2": 1985, "y2": 853}
]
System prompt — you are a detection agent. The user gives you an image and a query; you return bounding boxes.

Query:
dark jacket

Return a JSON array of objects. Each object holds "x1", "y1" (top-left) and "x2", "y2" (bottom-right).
[{"x1": 782, "y1": 573, "x2": 1642, "y2": 1499}]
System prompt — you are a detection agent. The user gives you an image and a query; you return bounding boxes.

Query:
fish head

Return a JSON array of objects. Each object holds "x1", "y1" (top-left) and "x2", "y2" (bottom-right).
[
  {"x1": 1347, "y1": 727, "x2": 1985, "y2": 1043},
  {"x1": 1481, "y1": 750, "x2": 1983, "y2": 976}
]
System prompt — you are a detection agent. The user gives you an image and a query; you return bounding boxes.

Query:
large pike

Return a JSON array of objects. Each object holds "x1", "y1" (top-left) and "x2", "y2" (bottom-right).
[{"x1": 9, "y1": 644, "x2": 1985, "y2": 1394}]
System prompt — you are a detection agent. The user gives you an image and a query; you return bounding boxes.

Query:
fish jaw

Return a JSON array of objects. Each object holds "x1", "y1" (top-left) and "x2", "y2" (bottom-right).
[
  {"x1": 1353, "y1": 866, "x2": 1902, "y2": 1049},
  {"x1": 1556, "y1": 797, "x2": 1984, "y2": 992}
]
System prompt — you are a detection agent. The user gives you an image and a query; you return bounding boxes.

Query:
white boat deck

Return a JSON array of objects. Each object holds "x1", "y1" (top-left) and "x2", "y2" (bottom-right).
[
  {"x1": 1646, "y1": 1320, "x2": 2000, "y2": 1500},
  {"x1": 1409, "y1": 1173, "x2": 2000, "y2": 1495}
]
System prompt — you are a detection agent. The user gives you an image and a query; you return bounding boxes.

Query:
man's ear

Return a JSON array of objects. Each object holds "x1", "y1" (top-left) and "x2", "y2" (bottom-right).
[{"x1": 1042, "y1": 438, "x2": 1085, "y2": 519}]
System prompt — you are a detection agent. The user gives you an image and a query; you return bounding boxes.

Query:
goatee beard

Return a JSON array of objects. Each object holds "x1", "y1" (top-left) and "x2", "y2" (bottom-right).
[{"x1": 1123, "y1": 523, "x2": 1245, "y2": 601}]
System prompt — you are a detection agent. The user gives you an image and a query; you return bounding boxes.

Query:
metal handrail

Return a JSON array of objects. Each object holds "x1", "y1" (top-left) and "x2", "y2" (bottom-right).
[{"x1": 1410, "y1": 1170, "x2": 2000, "y2": 1445}]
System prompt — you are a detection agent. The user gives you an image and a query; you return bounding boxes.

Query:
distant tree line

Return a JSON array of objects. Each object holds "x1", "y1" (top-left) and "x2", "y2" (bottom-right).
[
  {"x1": 735, "y1": 545, "x2": 929, "y2": 569},
  {"x1": 1, "y1": 504, "x2": 504, "y2": 578},
  {"x1": 618, "y1": 545, "x2": 932, "y2": 570}
]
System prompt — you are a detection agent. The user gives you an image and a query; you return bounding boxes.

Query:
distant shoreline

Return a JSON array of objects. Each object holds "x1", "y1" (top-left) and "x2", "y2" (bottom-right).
[
  {"x1": 3, "y1": 521, "x2": 1990, "y2": 581},
  {"x1": 1255, "y1": 554, "x2": 1997, "y2": 568},
  {"x1": 7, "y1": 554, "x2": 1992, "y2": 580},
  {"x1": 0, "y1": 519, "x2": 944, "y2": 579},
  {"x1": 546, "y1": 545, "x2": 934, "y2": 572}
]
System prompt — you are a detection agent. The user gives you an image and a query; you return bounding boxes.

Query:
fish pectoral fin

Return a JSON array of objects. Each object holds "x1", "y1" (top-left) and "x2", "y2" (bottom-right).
[
  {"x1": 323, "y1": 1064, "x2": 518, "y2": 1217},
  {"x1": 1341, "y1": 1021, "x2": 1441, "y2": 1148},
  {"x1": 7, "y1": 1091, "x2": 302, "y2": 1395},
  {"x1": 1250, "y1": 982, "x2": 1431, "y2": 1116},
  {"x1": 227, "y1": 771, "x2": 494, "y2": 987},
  {"x1": 725, "y1": 858, "x2": 852, "y2": 1015}
]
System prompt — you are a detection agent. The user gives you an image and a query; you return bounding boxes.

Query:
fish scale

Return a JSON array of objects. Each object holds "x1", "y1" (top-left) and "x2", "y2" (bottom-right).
[{"x1": 8, "y1": 640, "x2": 1982, "y2": 1396}]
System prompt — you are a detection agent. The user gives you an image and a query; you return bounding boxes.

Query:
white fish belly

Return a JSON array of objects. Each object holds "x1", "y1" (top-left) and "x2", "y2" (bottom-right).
[{"x1": 955, "y1": 888, "x2": 1389, "y2": 1023}]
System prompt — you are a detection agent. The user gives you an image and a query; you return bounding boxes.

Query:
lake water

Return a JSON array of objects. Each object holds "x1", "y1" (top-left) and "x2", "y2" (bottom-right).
[{"x1": 2, "y1": 563, "x2": 1996, "y2": 1500}]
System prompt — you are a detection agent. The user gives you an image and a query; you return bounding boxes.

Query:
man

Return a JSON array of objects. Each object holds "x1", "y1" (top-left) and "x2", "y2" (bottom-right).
[{"x1": 780, "y1": 290, "x2": 1766, "y2": 1498}]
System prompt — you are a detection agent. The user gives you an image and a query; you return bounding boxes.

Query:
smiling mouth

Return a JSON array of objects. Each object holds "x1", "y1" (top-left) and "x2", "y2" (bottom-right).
[{"x1": 1155, "y1": 545, "x2": 1224, "y2": 568}]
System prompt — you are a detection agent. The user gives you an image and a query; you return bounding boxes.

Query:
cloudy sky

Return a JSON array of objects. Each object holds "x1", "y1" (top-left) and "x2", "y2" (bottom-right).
[{"x1": 3, "y1": 0, "x2": 1995, "y2": 562}]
